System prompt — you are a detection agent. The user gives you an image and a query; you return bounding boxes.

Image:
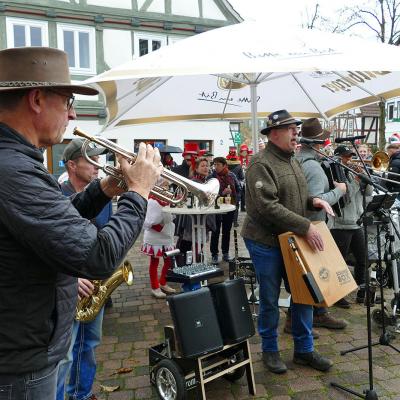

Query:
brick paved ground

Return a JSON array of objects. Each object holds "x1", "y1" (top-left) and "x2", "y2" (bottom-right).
[{"x1": 93, "y1": 211, "x2": 400, "y2": 399}]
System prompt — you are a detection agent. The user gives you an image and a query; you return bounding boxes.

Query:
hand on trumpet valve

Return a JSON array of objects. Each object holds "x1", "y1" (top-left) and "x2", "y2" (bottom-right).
[{"x1": 119, "y1": 143, "x2": 163, "y2": 199}]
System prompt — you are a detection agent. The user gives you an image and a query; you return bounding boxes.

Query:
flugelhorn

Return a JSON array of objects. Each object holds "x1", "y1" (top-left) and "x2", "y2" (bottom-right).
[{"x1": 73, "y1": 127, "x2": 220, "y2": 208}]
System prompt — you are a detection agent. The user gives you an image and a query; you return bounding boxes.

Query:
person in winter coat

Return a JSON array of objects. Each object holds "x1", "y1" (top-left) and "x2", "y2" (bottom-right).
[
  {"x1": 0, "y1": 47, "x2": 161, "y2": 400},
  {"x1": 210, "y1": 157, "x2": 241, "y2": 263},
  {"x1": 331, "y1": 145, "x2": 373, "y2": 303},
  {"x1": 142, "y1": 179, "x2": 177, "y2": 298},
  {"x1": 227, "y1": 147, "x2": 245, "y2": 227},
  {"x1": 56, "y1": 139, "x2": 112, "y2": 400},
  {"x1": 175, "y1": 158, "x2": 216, "y2": 264}
]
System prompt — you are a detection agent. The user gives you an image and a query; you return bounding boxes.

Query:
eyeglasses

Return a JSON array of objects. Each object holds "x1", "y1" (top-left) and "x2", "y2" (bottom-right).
[{"x1": 46, "y1": 88, "x2": 75, "y2": 111}]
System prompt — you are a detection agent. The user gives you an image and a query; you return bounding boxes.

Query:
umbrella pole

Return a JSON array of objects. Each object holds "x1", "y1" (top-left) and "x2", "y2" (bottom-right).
[{"x1": 250, "y1": 83, "x2": 259, "y2": 154}]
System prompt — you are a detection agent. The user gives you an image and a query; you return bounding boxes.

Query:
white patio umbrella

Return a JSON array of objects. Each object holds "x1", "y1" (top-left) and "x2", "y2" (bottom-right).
[{"x1": 85, "y1": 20, "x2": 400, "y2": 152}]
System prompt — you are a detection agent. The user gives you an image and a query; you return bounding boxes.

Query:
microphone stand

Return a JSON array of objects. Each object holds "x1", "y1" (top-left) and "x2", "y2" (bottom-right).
[{"x1": 302, "y1": 142, "x2": 383, "y2": 400}]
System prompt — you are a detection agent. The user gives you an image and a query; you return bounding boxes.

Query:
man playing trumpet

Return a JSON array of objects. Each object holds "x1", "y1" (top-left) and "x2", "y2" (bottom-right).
[{"x1": 0, "y1": 47, "x2": 161, "y2": 399}]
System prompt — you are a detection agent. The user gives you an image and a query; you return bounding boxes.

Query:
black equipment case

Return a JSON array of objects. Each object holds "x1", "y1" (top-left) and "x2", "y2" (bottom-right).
[
  {"x1": 209, "y1": 278, "x2": 255, "y2": 344},
  {"x1": 167, "y1": 287, "x2": 224, "y2": 358}
]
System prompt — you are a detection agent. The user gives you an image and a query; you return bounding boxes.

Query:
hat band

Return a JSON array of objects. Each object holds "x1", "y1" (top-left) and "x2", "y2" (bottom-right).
[
  {"x1": 0, "y1": 81, "x2": 69, "y2": 88},
  {"x1": 306, "y1": 130, "x2": 327, "y2": 139}
]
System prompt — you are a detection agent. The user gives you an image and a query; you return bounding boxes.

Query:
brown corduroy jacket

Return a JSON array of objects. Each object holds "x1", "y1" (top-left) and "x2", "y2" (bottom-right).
[{"x1": 241, "y1": 141, "x2": 313, "y2": 247}]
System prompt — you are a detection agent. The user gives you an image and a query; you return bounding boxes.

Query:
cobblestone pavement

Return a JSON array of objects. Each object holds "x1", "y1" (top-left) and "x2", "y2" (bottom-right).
[{"x1": 93, "y1": 212, "x2": 400, "y2": 400}]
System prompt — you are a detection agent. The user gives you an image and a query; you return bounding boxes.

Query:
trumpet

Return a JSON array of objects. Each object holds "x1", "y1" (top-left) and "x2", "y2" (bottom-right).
[{"x1": 73, "y1": 127, "x2": 220, "y2": 208}]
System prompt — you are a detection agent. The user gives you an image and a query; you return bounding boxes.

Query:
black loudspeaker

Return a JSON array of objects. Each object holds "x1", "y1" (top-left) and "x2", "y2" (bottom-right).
[
  {"x1": 209, "y1": 278, "x2": 255, "y2": 344},
  {"x1": 167, "y1": 287, "x2": 224, "y2": 358}
]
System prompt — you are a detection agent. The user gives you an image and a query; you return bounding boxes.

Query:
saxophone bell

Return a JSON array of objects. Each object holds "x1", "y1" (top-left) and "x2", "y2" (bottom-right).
[{"x1": 75, "y1": 260, "x2": 134, "y2": 322}]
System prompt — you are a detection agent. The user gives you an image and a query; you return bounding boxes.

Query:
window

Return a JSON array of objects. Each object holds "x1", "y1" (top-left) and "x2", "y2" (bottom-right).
[
  {"x1": 387, "y1": 102, "x2": 395, "y2": 121},
  {"x1": 6, "y1": 17, "x2": 48, "y2": 47},
  {"x1": 133, "y1": 139, "x2": 166, "y2": 153},
  {"x1": 184, "y1": 140, "x2": 212, "y2": 153},
  {"x1": 57, "y1": 23, "x2": 96, "y2": 75},
  {"x1": 134, "y1": 33, "x2": 166, "y2": 57}
]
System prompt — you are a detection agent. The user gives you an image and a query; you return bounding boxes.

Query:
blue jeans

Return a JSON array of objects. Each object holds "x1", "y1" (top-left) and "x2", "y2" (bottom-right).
[
  {"x1": 0, "y1": 363, "x2": 58, "y2": 400},
  {"x1": 57, "y1": 308, "x2": 104, "y2": 400},
  {"x1": 244, "y1": 238, "x2": 313, "y2": 353}
]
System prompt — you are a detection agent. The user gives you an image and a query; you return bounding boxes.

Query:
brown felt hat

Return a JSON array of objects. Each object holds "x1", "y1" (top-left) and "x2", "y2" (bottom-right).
[
  {"x1": 300, "y1": 118, "x2": 331, "y2": 141},
  {"x1": 0, "y1": 47, "x2": 98, "y2": 95},
  {"x1": 260, "y1": 109, "x2": 301, "y2": 135}
]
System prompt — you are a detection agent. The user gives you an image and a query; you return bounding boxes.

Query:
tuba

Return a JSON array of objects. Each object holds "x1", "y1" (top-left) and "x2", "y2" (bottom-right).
[
  {"x1": 73, "y1": 127, "x2": 220, "y2": 208},
  {"x1": 76, "y1": 260, "x2": 134, "y2": 322}
]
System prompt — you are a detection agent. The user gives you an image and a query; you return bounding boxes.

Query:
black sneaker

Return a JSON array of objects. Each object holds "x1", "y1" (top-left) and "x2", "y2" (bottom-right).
[
  {"x1": 356, "y1": 289, "x2": 365, "y2": 304},
  {"x1": 293, "y1": 351, "x2": 333, "y2": 371},
  {"x1": 334, "y1": 298, "x2": 351, "y2": 309},
  {"x1": 262, "y1": 351, "x2": 287, "y2": 374}
]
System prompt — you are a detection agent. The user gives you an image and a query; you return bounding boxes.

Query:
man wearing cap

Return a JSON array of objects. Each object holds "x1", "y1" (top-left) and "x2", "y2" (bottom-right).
[
  {"x1": 242, "y1": 110, "x2": 334, "y2": 374},
  {"x1": 56, "y1": 139, "x2": 112, "y2": 400},
  {"x1": 330, "y1": 146, "x2": 372, "y2": 304},
  {"x1": 0, "y1": 47, "x2": 161, "y2": 399},
  {"x1": 294, "y1": 118, "x2": 349, "y2": 327}
]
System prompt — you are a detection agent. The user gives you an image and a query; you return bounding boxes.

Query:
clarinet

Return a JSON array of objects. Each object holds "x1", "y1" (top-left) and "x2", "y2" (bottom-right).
[{"x1": 320, "y1": 158, "x2": 347, "y2": 217}]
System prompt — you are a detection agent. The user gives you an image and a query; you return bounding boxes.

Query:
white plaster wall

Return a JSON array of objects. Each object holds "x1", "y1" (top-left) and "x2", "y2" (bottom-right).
[
  {"x1": 103, "y1": 30, "x2": 132, "y2": 69},
  {"x1": 147, "y1": 0, "x2": 165, "y2": 13},
  {"x1": 171, "y1": 0, "x2": 199, "y2": 18},
  {"x1": 386, "y1": 121, "x2": 400, "y2": 137},
  {"x1": 87, "y1": 0, "x2": 131, "y2": 9},
  {"x1": 202, "y1": 0, "x2": 226, "y2": 20}
]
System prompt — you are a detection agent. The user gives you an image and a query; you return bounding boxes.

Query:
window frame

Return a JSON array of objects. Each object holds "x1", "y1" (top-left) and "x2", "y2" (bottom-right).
[
  {"x1": 133, "y1": 32, "x2": 167, "y2": 58},
  {"x1": 387, "y1": 102, "x2": 396, "y2": 121},
  {"x1": 6, "y1": 17, "x2": 48, "y2": 48},
  {"x1": 133, "y1": 139, "x2": 166, "y2": 153},
  {"x1": 57, "y1": 23, "x2": 96, "y2": 75},
  {"x1": 184, "y1": 140, "x2": 212, "y2": 153}
]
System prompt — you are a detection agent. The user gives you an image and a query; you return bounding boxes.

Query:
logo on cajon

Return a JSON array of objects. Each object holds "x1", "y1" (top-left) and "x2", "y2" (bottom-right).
[{"x1": 336, "y1": 269, "x2": 352, "y2": 285}]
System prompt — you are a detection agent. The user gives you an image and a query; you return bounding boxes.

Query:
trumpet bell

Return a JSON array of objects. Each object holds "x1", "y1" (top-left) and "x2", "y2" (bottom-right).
[{"x1": 371, "y1": 151, "x2": 389, "y2": 171}]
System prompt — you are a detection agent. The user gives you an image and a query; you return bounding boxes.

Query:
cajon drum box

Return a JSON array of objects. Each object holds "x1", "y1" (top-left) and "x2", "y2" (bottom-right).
[{"x1": 279, "y1": 221, "x2": 358, "y2": 307}]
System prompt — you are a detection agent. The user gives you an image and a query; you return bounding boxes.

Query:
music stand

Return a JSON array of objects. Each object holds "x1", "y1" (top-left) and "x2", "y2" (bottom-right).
[{"x1": 331, "y1": 191, "x2": 397, "y2": 400}]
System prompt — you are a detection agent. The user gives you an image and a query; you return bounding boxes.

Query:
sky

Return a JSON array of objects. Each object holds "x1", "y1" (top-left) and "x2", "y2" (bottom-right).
[
  {"x1": 227, "y1": 0, "x2": 357, "y2": 31},
  {"x1": 228, "y1": 0, "x2": 344, "y2": 24}
]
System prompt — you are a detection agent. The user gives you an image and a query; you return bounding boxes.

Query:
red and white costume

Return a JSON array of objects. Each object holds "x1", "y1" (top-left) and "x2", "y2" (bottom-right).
[{"x1": 141, "y1": 196, "x2": 176, "y2": 290}]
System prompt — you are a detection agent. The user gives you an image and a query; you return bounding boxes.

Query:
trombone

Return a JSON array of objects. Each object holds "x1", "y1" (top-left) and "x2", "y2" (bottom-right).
[
  {"x1": 72, "y1": 127, "x2": 220, "y2": 208},
  {"x1": 351, "y1": 151, "x2": 400, "y2": 186}
]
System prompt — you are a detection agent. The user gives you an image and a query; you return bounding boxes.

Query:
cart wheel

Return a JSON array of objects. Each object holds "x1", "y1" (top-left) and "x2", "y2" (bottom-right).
[
  {"x1": 224, "y1": 350, "x2": 246, "y2": 382},
  {"x1": 154, "y1": 359, "x2": 187, "y2": 400},
  {"x1": 224, "y1": 365, "x2": 246, "y2": 382}
]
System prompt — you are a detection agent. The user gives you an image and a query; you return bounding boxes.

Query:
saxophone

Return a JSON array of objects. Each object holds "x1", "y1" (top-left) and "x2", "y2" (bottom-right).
[{"x1": 75, "y1": 260, "x2": 134, "y2": 322}]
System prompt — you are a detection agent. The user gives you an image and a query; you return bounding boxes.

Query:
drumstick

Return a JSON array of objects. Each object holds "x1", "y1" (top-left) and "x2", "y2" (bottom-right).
[{"x1": 288, "y1": 237, "x2": 324, "y2": 304}]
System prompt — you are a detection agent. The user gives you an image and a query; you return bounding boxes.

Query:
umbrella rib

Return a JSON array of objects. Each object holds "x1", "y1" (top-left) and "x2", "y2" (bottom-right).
[
  {"x1": 332, "y1": 71, "x2": 382, "y2": 99},
  {"x1": 222, "y1": 86, "x2": 233, "y2": 117},
  {"x1": 290, "y1": 72, "x2": 329, "y2": 121},
  {"x1": 109, "y1": 76, "x2": 173, "y2": 126},
  {"x1": 213, "y1": 73, "x2": 250, "y2": 85}
]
